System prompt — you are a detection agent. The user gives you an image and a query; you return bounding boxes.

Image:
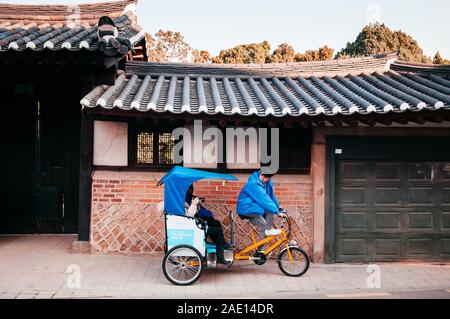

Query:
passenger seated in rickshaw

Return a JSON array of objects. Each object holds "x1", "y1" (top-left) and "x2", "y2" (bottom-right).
[
  {"x1": 185, "y1": 185, "x2": 231, "y2": 265},
  {"x1": 237, "y1": 170, "x2": 287, "y2": 249}
]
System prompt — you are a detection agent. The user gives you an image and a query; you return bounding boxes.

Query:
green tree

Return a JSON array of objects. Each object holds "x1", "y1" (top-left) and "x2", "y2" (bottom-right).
[{"x1": 336, "y1": 23, "x2": 430, "y2": 63}]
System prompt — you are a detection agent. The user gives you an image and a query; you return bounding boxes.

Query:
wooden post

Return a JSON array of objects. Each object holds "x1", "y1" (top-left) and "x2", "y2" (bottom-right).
[{"x1": 78, "y1": 111, "x2": 94, "y2": 241}]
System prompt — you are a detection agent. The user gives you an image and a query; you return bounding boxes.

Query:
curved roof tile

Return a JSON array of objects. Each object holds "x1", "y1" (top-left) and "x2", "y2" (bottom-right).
[
  {"x1": 81, "y1": 54, "x2": 450, "y2": 118},
  {"x1": 0, "y1": 0, "x2": 144, "y2": 56}
]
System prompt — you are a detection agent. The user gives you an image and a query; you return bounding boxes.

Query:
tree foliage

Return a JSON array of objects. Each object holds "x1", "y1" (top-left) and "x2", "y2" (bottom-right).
[
  {"x1": 192, "y1": 49, "x2": 211, "y2": 63},
  {"x1": 335, "y1": 23, "x2": 430, "y2": 63},
  {"x1": 268, "y1": 43, "x2": 296, "y2": 63},
  {"x1": 145, "y1": 24, "x2": 448, "y2": 65},
  {"x1": 294, "y1": 46, "x2": 334, "y2": 62},
  {"x1": 145, "y1": 30, "x2": 192, "y2": 63},
  {"x1": 212, "y1": 41, "x2": 272, "y2": 64},
  {"x1": 211, "y1": 42, "x2": 334, "y2": 64},
  {"x1": 433, "y1": 51, "x2": 450, "y2": 64}
]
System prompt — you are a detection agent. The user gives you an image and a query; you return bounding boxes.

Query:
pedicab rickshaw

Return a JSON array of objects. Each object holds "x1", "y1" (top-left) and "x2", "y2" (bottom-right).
[{"x1": 158, "y1": 166, "x2": 310, "y2": 285}]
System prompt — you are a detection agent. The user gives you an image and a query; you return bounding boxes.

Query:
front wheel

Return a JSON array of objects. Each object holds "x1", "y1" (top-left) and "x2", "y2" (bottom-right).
[
  {"x1": 162, "y1": 245, "x2": 204, "y2": 285},
  {"x1": 277, "y1": 246, "x2": 309, "y2": 277}
]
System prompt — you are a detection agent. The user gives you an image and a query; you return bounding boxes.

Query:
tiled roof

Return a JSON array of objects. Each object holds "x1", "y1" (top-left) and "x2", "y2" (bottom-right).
[
  {"x1": 391, "y1": 60, "x2": 450, "y2": 76},
  {"x1": 125, "y1": 53, "x2": 398, "y2": 77},
  {"x1": 80, "y1": 54, "x2": 450, "y2": 117},
  {"x1": 0, "y1": 0, "x2": 144, "y2": 56}
]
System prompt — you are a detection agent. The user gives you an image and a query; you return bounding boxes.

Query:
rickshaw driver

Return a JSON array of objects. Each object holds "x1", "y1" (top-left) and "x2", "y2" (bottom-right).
[{"x1": 237, "y1": 170, "x2": 287, "y2": 248}]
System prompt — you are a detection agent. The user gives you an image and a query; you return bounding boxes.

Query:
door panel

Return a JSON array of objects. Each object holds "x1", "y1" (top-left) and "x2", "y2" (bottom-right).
[
  {"x1": 335, "y1": 160, "x2": 450, "y2": 262},
  {"x1": 1, "y1": 85, "x2": 79, "y2": 234}
]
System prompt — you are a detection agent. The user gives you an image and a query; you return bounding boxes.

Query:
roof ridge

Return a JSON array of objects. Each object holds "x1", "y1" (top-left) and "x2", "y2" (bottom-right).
[
  {"x1": 391, "y1": 60, "x2": 450, "y2": 75},
  {"x1": 0, "y1": 0, "x2": 137, "y2": 27},
  {"x1": 125, "y1": 52, "x2": 399, "y2": 78}
]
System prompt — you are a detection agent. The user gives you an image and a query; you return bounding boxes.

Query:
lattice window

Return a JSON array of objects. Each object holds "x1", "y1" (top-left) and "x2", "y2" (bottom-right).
[
  {"x1": 158, "y1": 133, "x2": 175, "y2": 165},
  {"x1": 135, "y1": 130, "x2": 175, "y2": 166},
  {"x1": 137, "y1": 132, "x2": 154, "y2": 164}
]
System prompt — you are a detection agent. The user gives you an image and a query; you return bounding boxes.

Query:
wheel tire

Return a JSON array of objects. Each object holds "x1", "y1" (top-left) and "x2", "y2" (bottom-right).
[
  {"x1": 162, "y1": 245, "x2": 204, "y2": 285},
  {"x1": 277, "y1": 246, "x2": 310, "y2": 277}
]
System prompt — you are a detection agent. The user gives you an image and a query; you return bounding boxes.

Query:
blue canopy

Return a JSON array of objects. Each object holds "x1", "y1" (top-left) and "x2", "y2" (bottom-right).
[{"x1": 157, "y1": 166, "x2": 238, "y2": 215}]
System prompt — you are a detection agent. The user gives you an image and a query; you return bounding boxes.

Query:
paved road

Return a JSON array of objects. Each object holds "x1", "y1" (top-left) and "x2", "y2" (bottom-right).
[{"x1": 1, "y1": 235, "x2": 450, "y2": 299}]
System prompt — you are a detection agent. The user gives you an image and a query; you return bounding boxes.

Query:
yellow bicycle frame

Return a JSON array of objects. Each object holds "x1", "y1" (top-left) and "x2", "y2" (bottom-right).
[{"x1": 234, "y1": 227, "x2": 294, "y2": 263}]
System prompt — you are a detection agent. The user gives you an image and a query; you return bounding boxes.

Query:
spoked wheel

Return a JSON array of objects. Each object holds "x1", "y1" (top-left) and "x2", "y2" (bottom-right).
[
  {"x1": 162, "y1": 245, "x2": 204, "y2": 285},
  {"x1": 277, "y1": 246, "x2": 310, "y2": 277}
]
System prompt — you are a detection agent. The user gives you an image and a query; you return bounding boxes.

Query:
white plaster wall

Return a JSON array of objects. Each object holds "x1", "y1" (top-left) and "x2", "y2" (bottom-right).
[
  {"x1": 226, "y1": 127, "x2": 260, "y2": 169},
  {"x1": 183, "y1": 125, "x2": 218, "y2": 169},
  {"x1": 93, "y1": 121, "x2": 128, "y2": 166}
]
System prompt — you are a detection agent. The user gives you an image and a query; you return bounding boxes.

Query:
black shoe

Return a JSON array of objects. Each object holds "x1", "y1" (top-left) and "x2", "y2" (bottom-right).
[
  {"x1": 217, "y1": 249, "x2": 232, "y2": 266},
  {"x1": 217, "y1": 258, "x2": 232, "y2": 266}
]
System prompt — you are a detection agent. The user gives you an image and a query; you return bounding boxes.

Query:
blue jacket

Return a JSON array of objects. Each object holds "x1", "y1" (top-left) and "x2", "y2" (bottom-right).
[{"x1": 237, "y1": 171, "x2": 280, "y2": 216}]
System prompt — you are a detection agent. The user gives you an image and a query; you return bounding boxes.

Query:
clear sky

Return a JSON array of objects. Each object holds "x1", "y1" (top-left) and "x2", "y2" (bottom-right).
[{"x1": 6, "y1": 0, "x2": 450, "y2": 58}]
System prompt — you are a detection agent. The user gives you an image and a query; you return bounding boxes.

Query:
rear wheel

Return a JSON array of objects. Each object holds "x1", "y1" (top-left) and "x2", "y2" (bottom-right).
[
  {"x1": 277, "y1": 246, "x2": 309, "y2": 277},
  {"x1": 162, "y1": 245, "x2": 204, "y2": 285}
]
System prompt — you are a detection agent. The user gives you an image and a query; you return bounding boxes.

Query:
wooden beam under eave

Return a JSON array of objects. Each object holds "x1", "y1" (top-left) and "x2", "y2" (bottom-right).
[
  {"x1": 427, "y1": 116, "x2": 444, "y2": 123},
  {"x1": 393, "y1": 117, "x2": 409, "y2": 125},
  {"x1": 330, "y1": 119, "x2": 343, "y2": 127},
  {"x1": 313, "y1": 120, "x2": 326, "y2": 127},
  {"x1": 409, "y1": 116, "x2": 427, "y2": 125},
  {"x1": 299, "y1": 120, "x2": 310, "y2": 129},
  {"x1": 361, "y1": 119, "x2": 376, "y2": 127},
  {"x1": 343, "y1": 119, "x2": 359, "y2": 127},
  {"x1": 378, "y1": 118, "x2": 393, "y2": 126}
]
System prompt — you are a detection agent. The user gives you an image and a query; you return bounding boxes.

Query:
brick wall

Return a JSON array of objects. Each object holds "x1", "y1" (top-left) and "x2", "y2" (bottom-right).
[{"x1": 90, "y1": 170, "x2": 313, "y2": 257}]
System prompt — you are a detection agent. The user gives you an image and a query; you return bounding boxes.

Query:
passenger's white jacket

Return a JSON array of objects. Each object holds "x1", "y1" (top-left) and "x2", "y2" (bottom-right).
[{"x1": 157, "y1": 197, "x2": 200, "y2": 216}]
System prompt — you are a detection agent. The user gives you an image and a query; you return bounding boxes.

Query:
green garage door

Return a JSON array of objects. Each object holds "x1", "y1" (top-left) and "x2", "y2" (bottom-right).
[{"x1": 335, "y1": 160, "x2": 450, "y2": 262}]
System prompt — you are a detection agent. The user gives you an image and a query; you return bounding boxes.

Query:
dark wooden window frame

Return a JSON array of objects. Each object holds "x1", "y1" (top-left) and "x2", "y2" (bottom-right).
[{"x1": 128, "y1": 122, "x2": 179, "y2": 170}]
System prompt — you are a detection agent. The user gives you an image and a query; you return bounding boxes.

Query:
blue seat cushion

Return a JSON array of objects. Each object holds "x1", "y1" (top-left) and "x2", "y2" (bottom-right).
[{"x1": 206, "y1": 242, "x2": 216, "y2": 253}]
